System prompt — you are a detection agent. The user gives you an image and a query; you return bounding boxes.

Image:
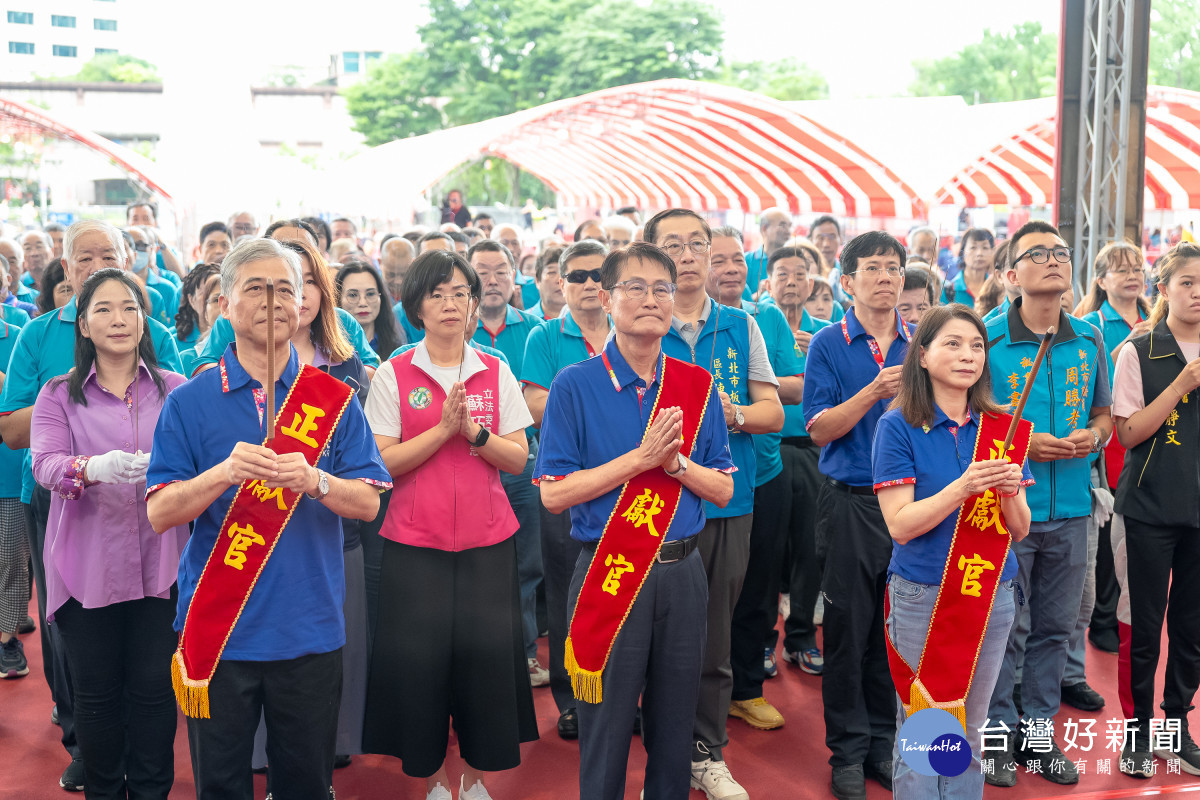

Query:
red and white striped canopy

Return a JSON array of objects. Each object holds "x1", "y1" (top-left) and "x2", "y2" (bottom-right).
[
  {"x1": 342, "y1": 79, "x2": 921, "y2": 218},
  {"x1": 935, "y1": 86, "x2": 1200, "y2": 210}
]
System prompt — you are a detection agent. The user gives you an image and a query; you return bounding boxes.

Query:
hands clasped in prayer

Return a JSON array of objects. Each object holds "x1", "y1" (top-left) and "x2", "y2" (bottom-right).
[
  {"x1": 636, "y1": 405, "x2": 684, "y2": 473},
  {"x1": 224, "y1": 441, "x2": 316, "y2": 494}
]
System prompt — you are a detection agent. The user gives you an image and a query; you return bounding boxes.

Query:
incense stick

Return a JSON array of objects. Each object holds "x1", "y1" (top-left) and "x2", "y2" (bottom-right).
[
  {"x1": 265, "y1": 280, "x2": 276, "y2": 442},
  {"x1": 1002, "y1": 326, "x2": 1055, "y2": 453}
]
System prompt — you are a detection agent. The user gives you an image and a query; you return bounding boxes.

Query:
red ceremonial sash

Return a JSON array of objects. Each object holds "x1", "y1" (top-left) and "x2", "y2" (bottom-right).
[
  {"x1": 884, "y1": 411, "x2": 1034, "y2": 730},
  {"x1": 564, "y1": 355, "x2": 713, "y2": 704},
  {"x1": 170, "y1": 364, "x2": 355, "y2": 718}
]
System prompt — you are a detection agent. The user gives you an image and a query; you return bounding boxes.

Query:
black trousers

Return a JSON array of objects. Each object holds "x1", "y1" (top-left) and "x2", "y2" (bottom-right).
[
  {"x1": 541, "y1": 501, "x2": 583, "y2": 714},
  {"x1": 731, "y1": 469, "x2": 789, "y2": 701},
  {"x1": 186, "y1": 649, "x2": 342, "y2": 800},
  {"x1": 1090, "y1": 516, "x2": 1120, "y2": 635},
  {"x1": 1124, "y1": 516, "x2": 1200, "y2": 727},
  {"x1": 817, "y1": 479, "x2": 896, "y2": 766},
  {"x1": 774, "y1": 441, "x2": 823, "y2": 653},
  {"x1": 23, "y1": 484, "x2": 79, "y2": 760},
  {"x1": 55, "y1": 592, "x2": 179, "y2": 800}
]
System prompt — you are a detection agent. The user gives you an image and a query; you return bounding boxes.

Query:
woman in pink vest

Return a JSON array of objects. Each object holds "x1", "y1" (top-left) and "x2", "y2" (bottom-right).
[{"x1": 362, "y1": 249, "x2": 538, "y2": 800}]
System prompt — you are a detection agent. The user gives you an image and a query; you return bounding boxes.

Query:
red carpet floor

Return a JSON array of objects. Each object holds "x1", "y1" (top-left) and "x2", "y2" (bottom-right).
[{"x1": 3, "y1": 596, "x2": 1199, "y2": 800}]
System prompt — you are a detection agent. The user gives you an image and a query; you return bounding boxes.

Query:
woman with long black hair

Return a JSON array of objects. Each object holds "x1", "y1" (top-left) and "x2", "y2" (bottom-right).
[{"x1": 31, "y1": 268, "x2": 188, "y2": 799}]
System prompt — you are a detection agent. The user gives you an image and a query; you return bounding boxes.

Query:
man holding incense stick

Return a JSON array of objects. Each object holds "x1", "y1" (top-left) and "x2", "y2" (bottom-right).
[
  {"x1": 983, "y1": 221, "x2": 1113, "y2": 789},
  {"x1": 536, "y1": 242, "x2": 734, "y2": 800},
  {"x1": 146, "y1": 238, "x2": 389, "y2": 800}
]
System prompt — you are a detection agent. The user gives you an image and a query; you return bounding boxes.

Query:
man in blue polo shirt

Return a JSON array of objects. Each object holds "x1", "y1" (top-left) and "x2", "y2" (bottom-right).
[
  {"x1": 742, "y1": 208, "x2": 793, "y2": 302},
  {"x1": 535, "y1": 241, "x2": 734, "y2": 800},
  {"x1": 522, "y1": 238, "x2": 612, "y2": 740},
  {"x1": 708, "y1": 226, "x2": 804, "y2": 735},
  {"x1": 469, "y1": 239, "x2": 549, "y2": 686},
  {"x1": 650, "y1": 209, "x2": 784, "y2": 800},
  {"x1": 803, "y1": 230, "x2": 911, "y2": 800},
  {"x1": 0, "y1": 238, "x2": 40, "y2": 307},
  {"x1": 145, "y1": 238, "x2": 389, "y2": 800},
  {"x1": 0, "y1": 219, "x2": 182, "y2": 793},
  {"x1": 811, "y1": 215, "x2": 852, "y2": 309},
  {"x1": 983, "y1": 221, "x2": 1113, "y2": 789},
  {"x1": 758, "y1": 242, "x2": 831, "y2": 675}
]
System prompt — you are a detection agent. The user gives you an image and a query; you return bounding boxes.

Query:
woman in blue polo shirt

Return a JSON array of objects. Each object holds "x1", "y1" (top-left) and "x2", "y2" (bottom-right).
[{"x1": 873, "y1": 304, "x2": 1032, "y2": 799}]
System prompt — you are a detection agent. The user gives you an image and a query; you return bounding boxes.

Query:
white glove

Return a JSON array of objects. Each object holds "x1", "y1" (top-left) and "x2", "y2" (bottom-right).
[
  {"x1": 85, "y1": 450, "x2": 143, "y2": 485},
  {"x1": 128, "y1": 452, "x2": 151, "y2": 484},
  {"x1": 1091, "y1": 485, "x2": 1115, "y2": 527}
]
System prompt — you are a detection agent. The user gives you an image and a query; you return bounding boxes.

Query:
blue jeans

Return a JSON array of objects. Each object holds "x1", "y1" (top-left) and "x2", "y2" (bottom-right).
[
  {"x1": 501, "y1": 438, "x2": 542, "y2": 658},
  {"x1": 988, "y1": 517, "x2": 1089, "y2": 728},
  {"x1": 888, "y1": 576, "x2": 1016, "y2": 800}
]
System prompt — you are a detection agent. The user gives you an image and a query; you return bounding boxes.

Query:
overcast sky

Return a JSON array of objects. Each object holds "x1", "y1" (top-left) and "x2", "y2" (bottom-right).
[{"x1": 127, "y1": 0, "x2": 1061, "y2": 100}]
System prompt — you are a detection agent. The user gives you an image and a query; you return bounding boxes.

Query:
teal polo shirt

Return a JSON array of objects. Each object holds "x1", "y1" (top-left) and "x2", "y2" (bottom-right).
[
  {"x1": 1082, "y1": 299, "x2": 1144, "y2": 378},
  {"x1": 757, "y1": 300, "x2": 830, "y2": 437},
  {"x1": 194, "y1": 307, "x2": 379, "y2": 373},
  {"x1": 16, "y1": 283, "x2": 37, "y2": 305},
  {"x1": 1, "y1": 306, "x2": 31, "y2": 328},
  {"x1": 520, "y1": 310, "x2": 607, "y2": 391},
  {"x1": 147, "y1": 270, "x2": 179, "y2": 322},
  {"x1": 983, "y1": 297, "x2": 1011, "y2": 323},
  {"x1": 743, "y1": 299, "x2": 803, "y2": 487},
  {"x1": 516, "y1": 274, "x2": 540, "y2": 310},
  {"x1": 473, "y1": 304, "x2": 541, "y2": 379},
  {"x1": 145, "y1": 283, "x2": 171, "y2": 328},
  {"x1": 744, "y1": 246, "x2": 768, "y2": 302},
  {"x1": 392, "y1": 300, "x2": 425, "y2": 345},
  {"x1": 0, "y1": 317, "x2": 28, "y2": 499},
  {"x1": 0, "y1": 296, "x2": 182, "y2": 502}
]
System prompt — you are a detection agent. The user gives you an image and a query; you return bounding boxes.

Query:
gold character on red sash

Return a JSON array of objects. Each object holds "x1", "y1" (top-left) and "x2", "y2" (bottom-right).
[
  {"x1": 281, "y1": 403, "x2": 326, "y2": 448},
  {"x1": 247, "y1": 480, "x2": 287, "y2": 510},
  {"x1": 223, "y1": 523, "x2": 266, "y2": 570},
  {"x1": 966, "y1": 490, "x2": 1008, "y2": 537},
  {"x1": 621, "y1": 488, "x2": 665, "y2": 537},
  {"x1": 602, "y1": 553, "x2": 635, "y2": 595},
  {"x1": 957, "y1": 553, "x2": 996, "y2": 597}
]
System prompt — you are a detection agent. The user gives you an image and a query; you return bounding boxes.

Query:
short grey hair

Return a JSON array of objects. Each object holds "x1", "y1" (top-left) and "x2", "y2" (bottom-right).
[
  {"x1": 64, "y1": 220, "x2": 127, "y2": 267},
  {"x1": 0, "y1": 237, "x2": 23, "y2": 264},
  {"x1": 711, "y1": 225, "x2": 743, "y2": 244},
  {"x1": 601, "y1": 216, "x2": 636, "y2": 236},
  {"x1": 228, "y1": 210, "x2": 257, "y2": 227},
  {"x1": 559, "y1": 239, "x2": 608, "y2": 274},
  {"x1": 21, "y1": 229, "x2": 52, "y2": 249},
  {"x1": 909, "y1": 225, "x2": 937, "y2": 244},
  {"x1": 220, "y1": 238, "x2": 302, "y2": 298}
]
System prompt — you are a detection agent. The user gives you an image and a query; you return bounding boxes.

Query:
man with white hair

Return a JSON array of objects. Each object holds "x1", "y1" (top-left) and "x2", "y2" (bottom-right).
[
  {"x1": 744, "y1": 208, "x2": 793, "y2": 302},
  {"x1": 379, "y1": 236, "x2": 415, "y2": 301},
  {"x1": 228, "y1": 211, "x2": 259, "y2": 240},
  {"x1": 601, "y1": 216, "x2": 636, "y2": 249},
  {"x1": 20, "y1": 229, "x2": 53, "y2": 289},
  {"x1": 908, "y1": 225, "x2": 938, "y2": 268},
  {"x1": 146, "y1": 237, "x2": 389, "y2": 800},
  {"x1": 0, "y1": 238, "x2": 37, "y2": 307},
  {"x1": 0, "y1": 219, "x2": 182, "y2": 792},
  {"x1": 494, "y1": 224, "x2": 539, "y2": 309}
]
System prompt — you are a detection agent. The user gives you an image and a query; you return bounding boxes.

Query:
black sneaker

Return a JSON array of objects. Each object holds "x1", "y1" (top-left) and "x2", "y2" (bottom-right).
[
  {"x1": 1088, "y1": 626, "x2": 1119, "y2": 654},
  {"x1": 1154, "y1": 723, "x2": 1200, "y2": 775},
  {"x1": 984, "y1": 734, "x2": 1018, "y2": 788},
  {"x1": 830, "y1": 764, "x2": 866, "y2": 800},
  {"x1": 60, "y1": 758, "x2": 85, "y2": 792},
  {"x1": 1016, "y1": 733, "x2": 1078, "y2": 785},
  {"x1": 332, "y1": 754, "x2": 351, "y2": 769},
  {"x1": 1121, "y1": 729, "x2": 1153, "y2": 778},
  {"x1": 17, "y1": 615, "x2": 34, "y2": 635},
  {"x1": 0, "y1": 637, "x2": 29, "y2": 678},
  {"x1": 1060, "y1": 681, "x2": 1105, "y2": 712},
  {"x1": 864, "y1": 759, "x2": 893, "y2": 791},
  {"x1": 557, "y1": 707, "x2": 578, "y2": 740}
]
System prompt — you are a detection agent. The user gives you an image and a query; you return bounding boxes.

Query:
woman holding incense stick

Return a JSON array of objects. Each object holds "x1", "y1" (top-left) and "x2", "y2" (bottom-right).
[
  {"x1": 30, "y1": 268, "x2": 187, "y2": 799},
  {"x1": 1111, "y1": 241, "x2": 1200, "y2": 777},
  {"x1": 872, "y1": 304, "x2": 1033, "y2": 800},
  {"x1": 362, "y1": 249, "x2": 537, "y2": 800}
]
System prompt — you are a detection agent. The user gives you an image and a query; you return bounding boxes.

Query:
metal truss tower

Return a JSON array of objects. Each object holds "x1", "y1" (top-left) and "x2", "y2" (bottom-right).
[{"x1": 1055, "y1": 0, "x2": 1151, "y2": 289}]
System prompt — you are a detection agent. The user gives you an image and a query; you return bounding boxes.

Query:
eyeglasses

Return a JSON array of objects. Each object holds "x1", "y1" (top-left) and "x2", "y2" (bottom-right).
[
  {"x1": 133, "y1": 242, "x2": 151, "y2": 252},
  {"x1": 426, "y1": 290, "x2": 471, "y2": 304},
  {"x1": 343, "y1": 289, "x2": 379, "y2": 303},
  {"x1": 232, "y1": 224, "x2": 256, "y2": 234},
  {"x1": 565, "y1": 268, "x2": 603, "y2": 285},
  {"x1": 660, "y1": 240, "x2": 710, "y2": 258},
  {"x1": 612, "y1": 280, "x2": 676, "y2": 301},
  {"x1": 850, "y1": 266, "x2": 904, "y2": 278},
  {"x1": 1014, "y1": 246, "x2": 1073, "y2": 266}
]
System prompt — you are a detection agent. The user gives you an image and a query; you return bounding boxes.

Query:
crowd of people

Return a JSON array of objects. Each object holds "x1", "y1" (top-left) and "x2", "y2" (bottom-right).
[{"x1": 0, "y1": 199, "x2": 1196, "y2": 800}]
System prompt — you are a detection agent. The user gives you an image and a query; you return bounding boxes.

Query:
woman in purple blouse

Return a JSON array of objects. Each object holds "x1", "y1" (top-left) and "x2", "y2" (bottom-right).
[{"x1": 31, "y1": 268, "x2": 188, "y2": 800}]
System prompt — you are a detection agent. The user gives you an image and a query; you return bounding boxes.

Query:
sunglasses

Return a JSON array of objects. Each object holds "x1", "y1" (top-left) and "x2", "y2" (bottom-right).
[{"x1": 564, "y1": 268, "x2": 603, "y2": 285}]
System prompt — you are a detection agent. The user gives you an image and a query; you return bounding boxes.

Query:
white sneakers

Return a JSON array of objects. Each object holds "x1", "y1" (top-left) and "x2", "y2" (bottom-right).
[
  {"x1": 425, "y1": 783, "x2": 451, "y2": 800},
  {"x1": 691, "y1": 756, "x2": 750, "y2": 800},
  {"x1": 460, "y1": 776, "x2": 494, "y2": 800}
]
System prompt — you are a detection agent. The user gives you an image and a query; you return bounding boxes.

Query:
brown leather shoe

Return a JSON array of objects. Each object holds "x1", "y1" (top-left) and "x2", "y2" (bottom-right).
[{"x1": 728, "y1": 697, "x2": 785, "y2": 730}]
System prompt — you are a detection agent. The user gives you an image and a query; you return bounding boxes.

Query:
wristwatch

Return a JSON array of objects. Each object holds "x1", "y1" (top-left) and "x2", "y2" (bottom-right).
[
  {"x1": 472, "y1": 425, "x2": 491, "y2": 448},
  {"x1": 665, "y1": 454, "x2": 689, "y2": 476},
  {"x1": 1087, "y1": 427, "x2": 1104, "y2": 453},
  {"x1": 307, "y1": 468, "x2": 330, "y2": 501},
  {"x1": 730, "y1": 407, "x2": 745, "y2": 432}
]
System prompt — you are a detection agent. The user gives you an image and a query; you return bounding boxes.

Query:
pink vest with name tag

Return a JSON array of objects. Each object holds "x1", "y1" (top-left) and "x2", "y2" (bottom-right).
[{"x1": 380, "y1": 349, "x2": 518, "y2": 552}]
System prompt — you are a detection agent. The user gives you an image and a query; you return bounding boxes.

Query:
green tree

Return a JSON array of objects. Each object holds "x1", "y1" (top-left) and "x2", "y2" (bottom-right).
[
  {"x1": 1148, "y1": 0, "x2": 1200, "y2": 90},
  {"x1": 342, "y1": 0, "x2": 724, "y2": 144},
  {"x1": 717, "y1": 58, "x2": 829, "y2": 101},
  {"x1": 70, "y1": 54, "x2": 159, "y2": 83},
  {"x1": 910, "y1": 22, "x2": 1057, "y2": 103}
]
